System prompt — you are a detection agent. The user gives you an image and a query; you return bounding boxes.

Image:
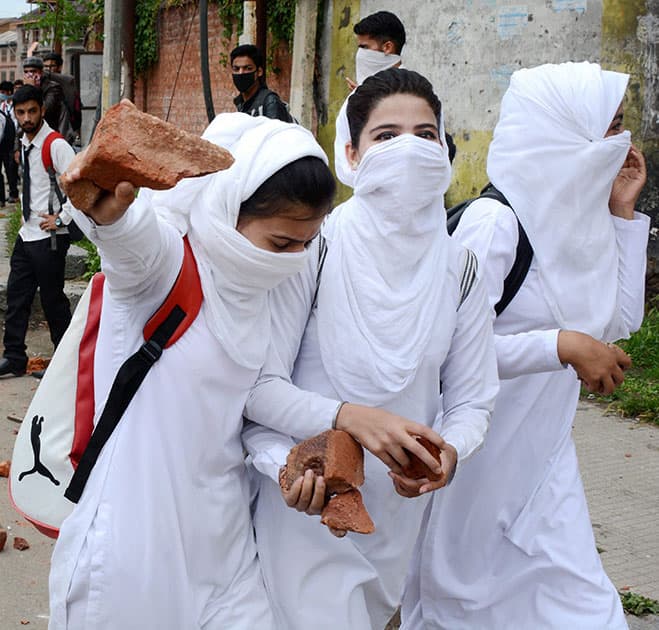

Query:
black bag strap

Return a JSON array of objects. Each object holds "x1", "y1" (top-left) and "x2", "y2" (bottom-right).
[
  {"x1": 478, "y1": 184, "x2": 533, "y2": 316},
  {"x1": 311, "y1": 233, "x2": 327, "y2": 311},
  {"x1": 64, "y1": 305, "x2": 186, "y2": 504},
  {"x1": 495, "y1": 217, "x2": 532, "y2": 316}
]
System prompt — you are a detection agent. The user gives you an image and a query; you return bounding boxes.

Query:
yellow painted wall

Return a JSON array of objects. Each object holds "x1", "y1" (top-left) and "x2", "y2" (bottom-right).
[{"x1": 317, "y1": 0, "x2": 360, "y2": 205}]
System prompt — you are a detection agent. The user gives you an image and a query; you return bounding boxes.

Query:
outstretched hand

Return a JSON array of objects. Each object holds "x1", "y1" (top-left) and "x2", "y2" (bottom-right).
[
  {"x1": 557, "y1": 330, "x2": 631, "y2": 395},
  {"x1": 335, "y1": 403, "x2": 445, "y2": 476},
  {"x1": 609, "y1": 145, "x2": 647, "y2": 219},
  {"x1": 61, "y1": 162, "x2": 136, "y2": 226}
]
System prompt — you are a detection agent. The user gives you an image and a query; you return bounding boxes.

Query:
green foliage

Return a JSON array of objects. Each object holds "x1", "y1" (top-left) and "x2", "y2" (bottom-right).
[
  {"x1": 31, "y1": 0, "x2": 104, "y2": 46},
  {"x1": 76, "y1": 237, "x2": 101, "y2": 279},
  {"x1": 593, "y1": 299, "x2": 659, "y2": 425},
  {"x1": 619, "y1": 590, "x2": 659, "y2": 616},
  {"x1": 268, "y1": 0, "x2": 296, "y2": 46},
  {"x1": 135, "y1": 0, "x2": 162, "y2": 76},
  {"x1": 5, "y1": 206, "x2": 22, "y2": 256},
  {"x1": 213, "y1": 0, "x2": 296, "y2": 68},
  {"x1": 215, "y1": 0, "x2": 243, "y2": 43}
]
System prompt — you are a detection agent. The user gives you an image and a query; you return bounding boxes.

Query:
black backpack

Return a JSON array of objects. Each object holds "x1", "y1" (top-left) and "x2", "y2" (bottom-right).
[
  {"x1": 447, "y1": 184, "x2": 533, "y2": 316},
  {"x1": 0, "y1": 109, "x2": 15, "y2": 153}
]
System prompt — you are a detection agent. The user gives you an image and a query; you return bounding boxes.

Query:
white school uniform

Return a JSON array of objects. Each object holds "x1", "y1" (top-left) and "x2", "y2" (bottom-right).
[
  {"x1": 244, "y1": 132, "x2": 498, "y2": 629},
  {"x1": 401, "y1": 62, "x2": 650, "y2": 630},
  {"x1": 48, "y1": 114, "x2": 331, "y2": 630}
]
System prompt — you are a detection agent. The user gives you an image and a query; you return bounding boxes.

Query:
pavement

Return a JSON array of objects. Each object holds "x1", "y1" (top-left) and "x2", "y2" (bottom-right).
[{"x1": 0, "y1": 209, "x2": 658, "y2": 629}]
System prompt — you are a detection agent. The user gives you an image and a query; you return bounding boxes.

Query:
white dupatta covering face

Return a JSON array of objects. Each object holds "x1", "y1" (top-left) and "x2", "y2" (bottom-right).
[
  {"x1": 334, "y1": 55, "x2": 403, "y2": 187},
  {"x1": 317, "y1": 133, "x2": 452, "y2": 405},
  {"x1": 150, "y1": 113, "x2": 328, "y2": 370},
  {"x1": 487, "y1": 61, "x2": 631, "y2": 339}
]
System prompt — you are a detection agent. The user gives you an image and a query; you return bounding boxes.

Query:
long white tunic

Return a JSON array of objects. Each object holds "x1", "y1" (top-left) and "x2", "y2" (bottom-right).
[
  {"x1": 243, "y1": 236, "x2": 498, "y2": 630},
  {"x1": 48, "y1": 203, "x2": 331, "y2": 630},
  {"x1": 401, "y1": 199, "x2": 650, "y2": 630}
]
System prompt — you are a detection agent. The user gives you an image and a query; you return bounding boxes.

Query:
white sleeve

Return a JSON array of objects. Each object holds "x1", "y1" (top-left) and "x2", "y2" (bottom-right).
[
  {"x1": 439, "y1": 267, "x2": 498, "y2": 463},
  {"x1": 453, "y1": 199, "x2": 564, "y2": 380},
  {"x1": 243, "y1": 420, "x2": 294, "y2": 483},
  {"x1": 74, "y1": 191, "x2": 182, "y2": 308},
  {"x1": 244, "y1": 238, "x2": 341, "y2": 439},
  {"x1": 607, "y1": 212, "x2": 650, "y2": 339}
]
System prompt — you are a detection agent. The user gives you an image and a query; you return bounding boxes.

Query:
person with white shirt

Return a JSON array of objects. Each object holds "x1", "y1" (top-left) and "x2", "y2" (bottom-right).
[
  {"x1": 243, "y1": 68, "x2": 498, "y2": 629},
  {"x1": 401, "y1": 61, "x2": 649, "y2": 630},
  {"x1": 48, "y1": 113, "x2": 342, "y2": 630},
  {"x1": 0, "y1": 85, "x2": 75, "y2": 378}
]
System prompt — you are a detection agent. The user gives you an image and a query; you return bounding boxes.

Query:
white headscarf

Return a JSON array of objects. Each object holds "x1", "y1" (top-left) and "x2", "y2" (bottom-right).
[
  {"x1": 317, "y1": 132, "x2": 453, "y2": 405},
  {"x1": 151, "y1": 113, "x2": 328, "y2": 370},
  {"x1": 487, "y1": 61, "x2": 631, "y2": 340},
  {"x1": 334, "y1": 51, "x2": 403, "y2": 187}
]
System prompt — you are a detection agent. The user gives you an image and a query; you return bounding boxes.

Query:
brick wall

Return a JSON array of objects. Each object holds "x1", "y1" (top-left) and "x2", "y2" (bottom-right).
[{"x1": 133, "y1": 2, "x2": 292, "y2": 135}]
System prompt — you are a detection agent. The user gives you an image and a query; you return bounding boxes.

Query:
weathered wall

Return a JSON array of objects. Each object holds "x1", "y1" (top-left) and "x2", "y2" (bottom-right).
[
  {"x1": 133, "y1": 2, "x2": 292, "y2": 135},
  {"x1": 319, "y1": 0, "x2": 658, "y2": 289}
]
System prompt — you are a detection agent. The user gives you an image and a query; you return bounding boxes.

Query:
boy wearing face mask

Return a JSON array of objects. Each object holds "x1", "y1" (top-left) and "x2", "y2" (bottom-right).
[
  {"x1": 230, "y1": 44, "x2": 294, "y2": 123},
  {"x1": 335, "y1": 11, "x2": 455, "y2": 186}
]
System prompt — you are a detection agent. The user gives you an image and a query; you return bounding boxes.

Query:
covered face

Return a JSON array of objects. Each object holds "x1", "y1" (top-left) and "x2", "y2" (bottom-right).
[
  {"x1": 149, "y1": 113, "x2": 333, "y2": 370},
  {"x1": 487, "y1": 61, "x2": 632, "y2": 338}
]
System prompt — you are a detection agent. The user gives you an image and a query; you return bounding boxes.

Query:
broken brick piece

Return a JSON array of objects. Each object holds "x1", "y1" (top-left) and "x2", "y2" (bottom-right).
[
  {"x1": 321, "y1": 489, "x2": 375, "y2": 535},
  {"x1": 13, "y1": 537, "x2": 30, "y2": 551},
  {"x1": 62, "y1": 99, "x2": 234, "y2": 211},
  {"x1": 401, "y1": 436, "x2": 443, "y2": 481},
  {"x1": 0, "y1": 460, "x2": 10, "y2": 477},
  {"x1": 0, "y1": 528, "x2": 7, "y2": 552},
  {"x1": 283, "y1": 430, "x2": 364, "y2": 495}
]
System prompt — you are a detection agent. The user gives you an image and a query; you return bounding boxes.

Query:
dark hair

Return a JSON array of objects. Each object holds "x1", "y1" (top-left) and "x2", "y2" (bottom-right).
[
  {"x1": 354, "y1": 11, "x2": 406, "y2": 54},
  {"x1": 347, "y1": 68, "x2": 442, "y2": 148},
  {"x1": 0, "y1": 80, "x2": 13, "y2": 93},
  {"x1": 230, "y1": 44, "x2": 264, "y2": 70},
  {"x1": 44, "y1": 52, "x2": 64, "y2": 66},
  {"x1": 13, "y1": 85, "x2": 43, "y2": 107},
  {"x1": 13, "y1": 79, "x2": 24, "y2": 87},
  {"x1": 239, "y1": 156, "x2": 335, "y2": 222}
]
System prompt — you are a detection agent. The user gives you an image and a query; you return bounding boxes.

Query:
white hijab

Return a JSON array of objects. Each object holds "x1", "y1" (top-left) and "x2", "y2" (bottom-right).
[
  {"x1": 487, "y1": 61, "x2": 631, "y2": 340},
  {"x1": 317, "y1": 132, "x2": 453, "y2": 405},
  {"x1": 150, "y1": 113, "x2": 328, "y2": 370},
  {"x1": 334, "y1": 51, "x2": 403, "y2": 187}
]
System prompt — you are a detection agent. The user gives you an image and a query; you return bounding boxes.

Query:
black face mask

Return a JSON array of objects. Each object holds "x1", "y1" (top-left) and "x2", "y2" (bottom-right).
[{"x1": 233, "y1": 71, "x2": 257, "y2": 94}]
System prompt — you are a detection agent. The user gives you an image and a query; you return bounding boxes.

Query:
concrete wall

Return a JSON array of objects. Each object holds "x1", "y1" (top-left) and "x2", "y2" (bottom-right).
[{"x1": 318, "y1": 0, "x2": 659, "y2": 290}]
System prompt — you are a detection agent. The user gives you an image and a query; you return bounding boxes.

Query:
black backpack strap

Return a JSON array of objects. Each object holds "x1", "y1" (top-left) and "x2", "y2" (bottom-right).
[
  {"x1": 479, "y1": 184, "x2": 534, "y2": 316},
  {"x1": 494, "y1": 220, "x2": 532, "y2": 316},
  {"x1": 311, "y1": 233, "x2": 327, "y2": 311},
  {"x1": 64, "y1": 305, "x2": 186, "y2": 504}
]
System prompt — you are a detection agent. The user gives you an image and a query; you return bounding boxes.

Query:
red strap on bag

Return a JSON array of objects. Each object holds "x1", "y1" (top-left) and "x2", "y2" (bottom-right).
[{"x1": 41, "y1": 130, "x2": 65, "y2": 172}]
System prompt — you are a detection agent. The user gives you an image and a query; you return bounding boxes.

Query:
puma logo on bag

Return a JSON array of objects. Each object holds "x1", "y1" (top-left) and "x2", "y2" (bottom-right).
[{"x1": 18, "y1": 415, "x2": 60, "y2": 486}]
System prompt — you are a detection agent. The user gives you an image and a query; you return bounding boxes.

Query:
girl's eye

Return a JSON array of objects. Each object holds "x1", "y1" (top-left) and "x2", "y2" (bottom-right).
[
  {"x1": 271, "y1": 240, "x2": 291, "y2": 251},
  {"x1": 374, "y1": 131, "x2": 396, "y2": 141},
  {"x1": 417, "y1": 131, "x2": 438, "y2": 140}
]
